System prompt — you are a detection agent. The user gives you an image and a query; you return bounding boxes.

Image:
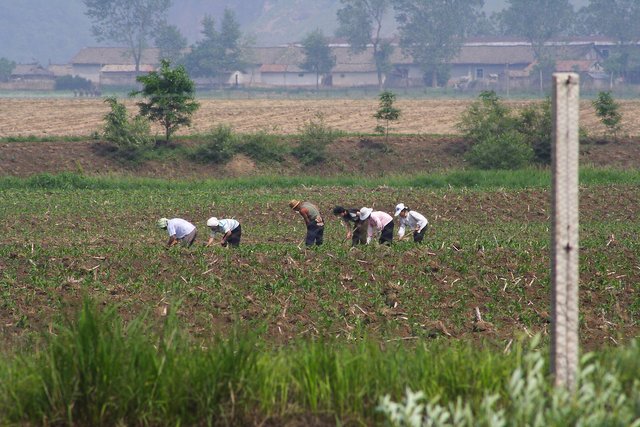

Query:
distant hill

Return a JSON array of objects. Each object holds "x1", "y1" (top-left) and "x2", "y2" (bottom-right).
[{"x1": 0, "y1": 0, "x2": 589, "y2": 65}]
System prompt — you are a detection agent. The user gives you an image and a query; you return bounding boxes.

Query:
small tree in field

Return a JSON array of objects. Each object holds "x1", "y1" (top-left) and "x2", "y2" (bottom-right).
[
  {"x1": 592, "y1": 91, "x2": 622, "y2": 139},
  {"x1": 374, "y1": 90, "x2": 400, "y2": 141},
  {"x1": 131, "y1": 59, "x2": 199, "y2": 142}
]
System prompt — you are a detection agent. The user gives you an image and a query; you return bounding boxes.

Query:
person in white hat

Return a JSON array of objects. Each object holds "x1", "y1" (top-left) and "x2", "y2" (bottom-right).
[
  {"x1": 157, "y1": 217, "x2": 197, "y2": 248},
  {"x1": 359, "y1": 207, "x2": 394, "y2": 245},
  {"x1": 394, "y1": 203, "x2": 429, "y2": 243},
  {"x1": 206, "y1": 217, "x2": 242, "y2": 247}
]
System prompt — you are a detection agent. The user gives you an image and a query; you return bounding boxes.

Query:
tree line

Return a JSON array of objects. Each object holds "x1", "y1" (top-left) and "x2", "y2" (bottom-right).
[{"x1": 72, "y1": 0, "x2": 640, "y2": 89}]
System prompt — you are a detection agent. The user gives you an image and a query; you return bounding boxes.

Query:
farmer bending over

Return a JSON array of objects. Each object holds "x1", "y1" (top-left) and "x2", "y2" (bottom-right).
[
  {"x1": 157, "y1": 217, "x2": 197, "y2": 248},
  {"x1": 333, "y1": 205, "x2": 365, "y2": 246},
  {"x1": 206, "y1": 217, "x2": 242, "y2": 247},
  {"x1": 290, "y1": 199, "x2": 324, "y2": 246},
  {"x1": 394, "y1": 203, "x2": 429, "y2": 243},
  {"x1": 359, "y1": 207, "x2": 394, "y2": 245}
]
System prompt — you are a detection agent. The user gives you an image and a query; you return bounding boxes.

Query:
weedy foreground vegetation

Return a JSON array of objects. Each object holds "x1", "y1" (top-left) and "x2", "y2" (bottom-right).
[{"x1": 0, "y1": 170, "x2": 639, "y2": 425}]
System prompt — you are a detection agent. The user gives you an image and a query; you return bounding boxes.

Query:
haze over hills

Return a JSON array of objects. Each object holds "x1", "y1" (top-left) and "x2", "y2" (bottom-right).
[{"x1": 0, "y1": 0, "x2": 589, "y2": 65}]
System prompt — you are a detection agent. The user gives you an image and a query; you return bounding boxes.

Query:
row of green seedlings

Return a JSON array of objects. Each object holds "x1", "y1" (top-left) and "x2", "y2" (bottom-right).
[
  {"x1": 0, "y1": 300, "x2": 638, "y2": 426},
  {"x1": 458, "y1": 90, "x2": 624, "y2": 170}
]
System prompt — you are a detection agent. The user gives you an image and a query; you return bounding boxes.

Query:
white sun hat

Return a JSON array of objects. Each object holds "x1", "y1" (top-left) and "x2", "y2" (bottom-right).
[
  {"x1": 157, "y1": 217, "x2": 169, "y2": 229},
  {"x1": 359, "y1": 207, "x2": 373, "y2": 220},
  {"x1": 206, "y1": 217, "x2": 219, "y2": 227},
  {"x1": 394, "y1": 203, "x2": 406, "y2": 216}
]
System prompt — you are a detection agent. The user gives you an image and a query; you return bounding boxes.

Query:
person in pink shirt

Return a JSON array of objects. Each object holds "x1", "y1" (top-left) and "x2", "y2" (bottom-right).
[{"x1": 358, "y1": 207, "x2": 394, "y2": 245}]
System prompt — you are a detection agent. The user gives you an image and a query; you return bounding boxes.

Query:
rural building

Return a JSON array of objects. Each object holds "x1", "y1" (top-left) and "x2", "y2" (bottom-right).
[
  {"x1": 59, "y1": 37, "x2": 626, "y2": 91},
  {"x1": 70, "y1": 47, "x2": 160, "y2": 84},
  {"x1": 100, "y1": 64, "x2": 156, "y2": 86},
  {"x1": 0, "y1": 63, "x2": 56, "y2": 90}
]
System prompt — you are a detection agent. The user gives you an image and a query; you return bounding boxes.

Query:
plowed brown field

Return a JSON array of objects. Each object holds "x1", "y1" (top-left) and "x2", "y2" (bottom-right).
[{"x1": 2, "y1": 98, "x2": 640, "y2": 137}]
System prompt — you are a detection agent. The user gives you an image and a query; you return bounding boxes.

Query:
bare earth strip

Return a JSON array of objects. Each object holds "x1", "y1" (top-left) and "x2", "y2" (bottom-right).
[{"x1": 1, "y1": 98, "x2": 639, "y2": 138}]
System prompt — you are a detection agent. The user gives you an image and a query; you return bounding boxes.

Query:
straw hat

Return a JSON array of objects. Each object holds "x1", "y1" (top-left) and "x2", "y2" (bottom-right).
[
  {"x1": 289, "y1": 199, "x2": 301, "y2": 209},
  {"x1": 156, "y1": 218, "x2": 169, "y2": 229}
]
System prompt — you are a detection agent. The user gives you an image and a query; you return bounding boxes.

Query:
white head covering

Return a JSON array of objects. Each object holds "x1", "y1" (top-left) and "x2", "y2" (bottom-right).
[
  {"x1": 394, "y1": 203, "x2": 406, "y2": 217},
  {"x1": 359, "y1": 207, "x2": 373, "y2": 220},
  {"x1": 207, "y1": 217, "x2": 219, "y2": 227},
  {"x1": 157, "y1": 218, "x2": 169, "y2": 229}
]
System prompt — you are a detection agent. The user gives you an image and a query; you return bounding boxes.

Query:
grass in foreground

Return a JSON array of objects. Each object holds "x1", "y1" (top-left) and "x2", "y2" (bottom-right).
[{"x1": 0, "y1": 300, "x2": 638, "y2": 426}]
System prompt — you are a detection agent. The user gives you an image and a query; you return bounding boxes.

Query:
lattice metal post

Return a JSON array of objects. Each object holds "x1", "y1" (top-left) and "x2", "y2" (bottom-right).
[{"x1": 551, "y1": 72, "x2": 580, "y2": 390}]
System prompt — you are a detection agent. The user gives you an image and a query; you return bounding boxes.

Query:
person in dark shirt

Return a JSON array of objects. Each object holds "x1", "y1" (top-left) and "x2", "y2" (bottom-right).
[
  {"x1": 290, "y1": 199, "x2": 324, "y2": 246},
  {"x1": 333, "y1": 205, "x2": 365, "y2": 246}
]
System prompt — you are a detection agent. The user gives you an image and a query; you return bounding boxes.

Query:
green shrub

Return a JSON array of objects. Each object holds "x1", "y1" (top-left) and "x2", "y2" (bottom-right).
[
  {"x1": 102, "y1": 97, "x2": 153, "y2": 147},
  {"x1": 458, "y1": 91, "x2": 516, "y2": 144},
  {"x1": 190, "y1": 125, "x2": 238, "y2": 164},
  {"x1": 238, "y1": 131, "x2": 286, "y2": 163},
  {"x1": 465, "y1": 131, "x2": 534, "y2": 170},
  {"x1": 292, "y1": 114, "x2": 340, "y2": 166},
  {"x1": 516, "y1": 98, "x2": 552, "y2": 164}
]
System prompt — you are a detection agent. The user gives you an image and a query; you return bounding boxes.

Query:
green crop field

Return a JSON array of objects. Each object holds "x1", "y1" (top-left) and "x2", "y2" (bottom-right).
[{"x1": 1, "y1": 170, "x2": 639, "y2": 425}]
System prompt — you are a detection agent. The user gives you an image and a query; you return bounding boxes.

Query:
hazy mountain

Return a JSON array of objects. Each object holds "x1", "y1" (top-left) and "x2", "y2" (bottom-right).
[{"x1": 0, "y1": 0, "x2": 590, "y2": 65}]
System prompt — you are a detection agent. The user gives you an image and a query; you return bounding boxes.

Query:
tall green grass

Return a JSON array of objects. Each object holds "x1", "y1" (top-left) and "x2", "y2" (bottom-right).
[
  {"x1": 1, "y1": 301, "x2": 638, "y2": 425},
  {"x1": 1, "y1": 168, "x2": 639, "y2": 191},
  {"x1": 0, "y1": 300, "x2": 519, "y2": 425}
]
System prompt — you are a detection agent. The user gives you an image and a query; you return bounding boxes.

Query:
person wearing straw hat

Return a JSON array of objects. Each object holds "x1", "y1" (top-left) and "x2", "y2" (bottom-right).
[
  {"x1": 333, "y1": 205, "x2": 366, "y2": 246},
  {"x1": 394, "y1": 203, "x2": 429, "y2": 243},
  {"x1": 206, "y1": 217, "x2": 242, "y2": 247},
  {"x1": 156, "y1": 217, "x2": 197, "y2": 248},
  {"x1": 289, "y1": 199, "x2": 324, "y2": 246},
  {"x1": 359, "y1": 207, "x2": 394, "y2": 245}
]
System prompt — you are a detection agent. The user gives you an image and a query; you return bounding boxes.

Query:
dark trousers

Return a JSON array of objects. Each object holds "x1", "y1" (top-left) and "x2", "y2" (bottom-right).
[
  {"x1": 306, "y1": 222, "x2": 324, "y2": 246},
  {"x1": 413, "y1": 226, "x2": 427, "y2": 243},
  {"x1": 180, "y1": 228, "x2": 197, "y2": 247},
  {"x1": 223, "y1": 225, "x2": 242, "y2": 247},
  {"x1": 352, "y1": 221, "x2": 366, "y2": 246},
  {"x1": 379, "y1": 221, "x2": 394, "y2": 245}
]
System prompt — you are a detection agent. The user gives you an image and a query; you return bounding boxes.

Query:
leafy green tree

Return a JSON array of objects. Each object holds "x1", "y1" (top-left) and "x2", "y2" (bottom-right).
[
  {"x1": 83, "y1": 0, "x2": 171, "y2": 72},
  {"x1": 300, "y1": 29, "x2": 336, "y2": 90},
  {"x1": 580, "y1": 0, "x2": 640, "y2": 83},
  {"x1": 374, "y1": 90, "x2": 400, "y2": 141},
  {"x1": 0, "y1": 57, "x2": 16, "y2": 82},
  {"x1": 131, "y1": 59, "x2": 199, "y2": 142},
  {"x1": 155, "y1": 23, "x2": 187, "y2": 64},
  {"x1": 580, "y1": 0, "x2": 640, "y2": 45},
  {"x1": 218, "y1": 9, "x2": 249, "y2": 73},
  {"x1": 500, "y1": 0, "x2": 573, "y2": 91},
  {"x1": 394, "y1": 0, "x2": 483, "y2": 87},
  {"x1": 184, "y1": 9, "x2": 249, "y2": 82},
  {"x1": 592, "y1": 91, "x2": 622, "y2": 139},
  {"x1": 336, "y1": 0, "x2": 393, "y2": 89}
]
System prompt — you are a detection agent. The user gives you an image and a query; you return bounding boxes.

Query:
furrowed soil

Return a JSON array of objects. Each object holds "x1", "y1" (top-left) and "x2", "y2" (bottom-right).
[
  {"x1": 1, "y1": 184, "x2": 639, "y2": 351},
  {"x1": 2, "y1": 98, "x2": 640, "y2": 137}
]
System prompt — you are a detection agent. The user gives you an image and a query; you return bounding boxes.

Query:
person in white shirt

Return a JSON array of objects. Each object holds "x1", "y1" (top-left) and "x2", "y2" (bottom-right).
[
  {"x1": 394, "y1": 203, "x2": 429, "y2": 243},
  {"x1": 206, "y1": 217, "x2": 242, "y2": 247},
  {"x1": 157, "y1": 217, "x2": 197, "y2": 248}
]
